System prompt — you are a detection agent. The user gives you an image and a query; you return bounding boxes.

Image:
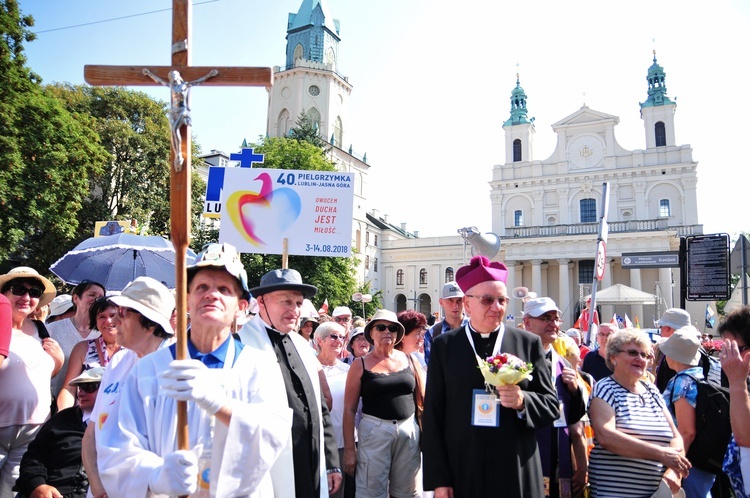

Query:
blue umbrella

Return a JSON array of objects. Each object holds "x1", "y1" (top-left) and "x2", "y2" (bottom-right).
[{"x1": 49, "y1": 233, "x2": 197, "y2": 291}]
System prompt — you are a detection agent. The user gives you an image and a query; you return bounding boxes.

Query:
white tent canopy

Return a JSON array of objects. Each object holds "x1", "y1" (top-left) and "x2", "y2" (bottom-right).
[{"x1": 594, "y1": 284, "x2": 658, "y2": 305}]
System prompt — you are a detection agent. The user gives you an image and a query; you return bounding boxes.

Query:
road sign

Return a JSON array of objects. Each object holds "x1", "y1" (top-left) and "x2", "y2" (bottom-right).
[{"x1": 621, "y1": 251, "x2": 680, "y2": 268}]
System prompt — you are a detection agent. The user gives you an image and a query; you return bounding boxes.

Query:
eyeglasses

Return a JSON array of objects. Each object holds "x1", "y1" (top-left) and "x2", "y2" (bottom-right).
[
  {"x1": 78, "y1": 382, "x2": 101, "y2": 393},
  {"x1": 334, "y1": 316, "x2": 351, "y2": 323},
  {"x1": 116, "y1": 307, "x2": 139, "y2": 319},
  {"x1": 465, "y1": 295, "x2": 509, "y2": 306},
  {"x1": 618, "y1": 349, "x2": 654, "y2": 360},
  {"x1": 532, "y1": 315, "x2": 563, "y2": 324},
  {"x1": 328, "y1": 334, "x2": 344, "y2": 341},
  {"x1": 373, "y1": 324, "x2": 400, "y2": 333},
  {"x1": 9, "y1": 284, "x2": 43, "y2": 299}
]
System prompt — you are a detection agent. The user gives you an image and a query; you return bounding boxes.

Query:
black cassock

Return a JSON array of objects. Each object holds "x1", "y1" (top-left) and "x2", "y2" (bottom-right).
[{"x1": 422, "y1": 324, "x2": 559, "y2": 498}]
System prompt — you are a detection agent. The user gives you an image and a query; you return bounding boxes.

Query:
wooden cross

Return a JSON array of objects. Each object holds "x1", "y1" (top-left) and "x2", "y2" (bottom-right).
[{"x1": 84, "y1": 0, "x2": 272, "y2": 457}]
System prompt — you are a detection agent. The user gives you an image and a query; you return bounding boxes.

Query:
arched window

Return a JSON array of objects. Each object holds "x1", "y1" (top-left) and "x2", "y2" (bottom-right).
[
  {"x1": 365, "y1": 255, "x2": 370, "y2": 269},
  {"x1": 374, "y1": 258, "x2": 378, "y2": 272},
  {"x1": 333, "y1": 116, "x2": 343, "y2": 148},
  {"x1": 513, "y1": 139, "x2": 522, "y2": 162},
  {"x1": 419, "y1": 268, "x2": 428, "y2": 285},
  {"x1": 514, "y1": 210, "x2": 524, "y2": 227},
  {"x1": 396, "y1": 269, "x2": 404, "y2": 286},
  {"x1": 655, "y1": 121, "x2": 666, "y2": 147},
  {"x1": 277, "y1": 109, "x2": 291, "y2": 137},
  {"x1": 580, "y1": 198, "x2": 597, "y2": 223},
  {"x1": 307, "y1": 107, "x2": 321, "y2": 133},
  {"x1": 396, "y1": 294, "x2": 407, "y2": 313},
  {"x1": 293, "y1": 43, "x2": 304, "y2": 62},
  {"x1": 445, "y1": 267, "x2": 454, "y2": 282},
  {"x1": 659, "y1": 199, "x2": 671, "y2": 218}
]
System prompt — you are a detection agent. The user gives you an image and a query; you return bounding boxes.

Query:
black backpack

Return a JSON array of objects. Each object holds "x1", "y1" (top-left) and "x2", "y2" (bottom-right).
[{"x1": 669, "y1": 371, "x2": 732, "y2": 474}]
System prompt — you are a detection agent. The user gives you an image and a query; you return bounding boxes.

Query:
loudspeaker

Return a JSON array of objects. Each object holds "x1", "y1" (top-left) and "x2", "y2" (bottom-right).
[
  {"x1": 466, "y1": 231, "x2": 501, "y2": 259},
  {"x1": 512, "y1": 287, "x2": 529, "y2": 299}
]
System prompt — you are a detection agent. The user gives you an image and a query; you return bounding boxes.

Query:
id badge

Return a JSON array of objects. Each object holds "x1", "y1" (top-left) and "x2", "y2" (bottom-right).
[{"x1": 472, "y1": 389, "x2": 499, "y2": 427}]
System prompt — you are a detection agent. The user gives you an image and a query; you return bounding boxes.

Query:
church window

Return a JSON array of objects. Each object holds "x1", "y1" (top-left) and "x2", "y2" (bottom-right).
[
  {"x1": 366, "y1": 231, "x2": 370, "y2": 245},
  {"x1": 420, "y1": 268, "x2": 428, "y2": 285},
  {"x1": 655, "y1": 121, "x2": 666, "y2": 147},
  {"x1": 396, "y1": 269, "x2": 404, "y2": 286},
  {"x1": 659, "y1": 199, "x2": 671, "y2": 218},
  {"x1": 334, "y1": 116, "x2": 343, "y2": 148},
  {"x1": 513, "y1": 139, "x2": 522, "y2": 162},
  {"x1": 308, "y1": 107, "x2": 321, "y2": 133},
  {"x1": 373, "y1": 235, "x2": 378, "y2": 247},
  {"x1": 580, "y1": 198, "x2": 597, "y2": 223},
  {"x1": 514, "y1": 210, "x2": 524, "y2": 226},
  {"x1": 365, "y1": 255, "x2": 370, "y2": 270},
  {"x1": 445, "y1": 267, "x2": 454, "y2": 282},
  {"x1": 293, "y1": 43, "x2": 304, "y2": 63},
  {"x1": 578, "y1": 260, "x2": 594, "y2": 284},
  {"x1": 277, "y1": 109, "x2": 291, "y2": 138},
  {"x1": 374, "y1": 258, "x2": 378, "y2": 272}
]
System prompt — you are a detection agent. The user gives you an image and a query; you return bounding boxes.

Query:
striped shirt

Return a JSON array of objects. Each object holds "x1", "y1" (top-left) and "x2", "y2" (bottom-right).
[{"x1": 589, "y1": 376, "x2": 674, "y2": 497}]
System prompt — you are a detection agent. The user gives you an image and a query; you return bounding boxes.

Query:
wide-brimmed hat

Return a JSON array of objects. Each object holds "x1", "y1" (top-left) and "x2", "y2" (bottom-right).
[
  {"x1": 0, "y1": 267, "x2": 56, "y2": 307},
  {"x1": 364, "y1": 309, "x2": 405, "y2": 345},
  {"x1": 69, "y1": 366, "x2": 105, "y2": 386},
  {"x1": 455, "y1": 256, "x2": 508, "y2": 293},
  {"x1": 249, "y1": 268, "x2": 317, "y2": 299},
  {"x1": 48, "y1": 294, "x2": 74, "y2": 319},
  {"x1": 300, "y1": 316, "x2": 319, "y2": 334},
  {"x1": 347, "y1": 327, "x2": 366, "y2": 354},
  {"x1": 659, "y1": 325, "x2": 702, "y2": 366},
  {"x1": 110, "y1": 277, "x2": 174, "y2": 335},
  {"x1": 188, "y1": 243, "x2": 249, "y2": 299},
  {"x1": 657, "y1": 308, "x2": 691, "y2": 329}
]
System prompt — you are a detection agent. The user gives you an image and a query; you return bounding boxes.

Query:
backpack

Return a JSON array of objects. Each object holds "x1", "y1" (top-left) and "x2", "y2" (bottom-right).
[{"x1": 669, "y1": 371, "x2": 732, "y2": 474}]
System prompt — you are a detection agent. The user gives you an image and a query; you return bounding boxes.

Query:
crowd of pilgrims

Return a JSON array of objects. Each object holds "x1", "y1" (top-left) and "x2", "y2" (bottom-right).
[{"x1": 3, "y1": 255, "x2": 750, "y2": 498}]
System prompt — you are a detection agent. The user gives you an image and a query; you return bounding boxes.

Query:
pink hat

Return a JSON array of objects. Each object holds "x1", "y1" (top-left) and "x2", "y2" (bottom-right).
[{"x1": 455, "y1": 256, "x2": 508, "y2": 293}]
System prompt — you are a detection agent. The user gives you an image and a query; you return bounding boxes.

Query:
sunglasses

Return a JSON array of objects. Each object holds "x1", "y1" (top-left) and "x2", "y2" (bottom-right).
[
  {"x1": 334, "y1": 316, "x2": 351, "y2": 323},
  {"x1": 466, "y1": 294, "x2": 509, "y2": 306},
  {"x1": 618, "y1": 349, "x2": 654, "y2": 360},
  {"x1": 373, "y1": 324, "x2": 400, "y2": 333},
  {"x1": 78, "y1": 382, "x2": 101, "y2": 393},
  {"x1": 9, "y1": 284, "x2": 43, "y2": 299},
  {"x1": 116, "y1": 307, "x2": 139, "y2": 319},
  {"x1": 328, "y1": 334, "x2": 344, "y2": 341}
]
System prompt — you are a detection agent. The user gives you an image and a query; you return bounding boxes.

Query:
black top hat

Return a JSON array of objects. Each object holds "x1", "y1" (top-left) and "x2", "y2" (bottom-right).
[{"x1": 249, "y1": 268, "x2": 318, "y2": 299}]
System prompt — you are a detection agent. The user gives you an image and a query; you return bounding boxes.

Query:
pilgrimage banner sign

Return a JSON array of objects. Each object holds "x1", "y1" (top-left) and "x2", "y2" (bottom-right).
[{"x1": 218, "y1": 168, "x2": 354, "y2": 257}]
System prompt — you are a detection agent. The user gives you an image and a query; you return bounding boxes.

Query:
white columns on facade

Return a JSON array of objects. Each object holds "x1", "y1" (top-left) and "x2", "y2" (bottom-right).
[
  {"x1": 629, "y1": 268, "x2": 644, "y2": 327},
  {"x1": 504, "y1": 261, "x2": 518, "y2": 322},
  {"x1": 531, "y1": 260, "x2": 543, "y2": 297},
  {"x1": 558, "y1": 259, "x2": 571, "y2": 327},
  {"x1": 659, "y1": 267, "x2": 674, "y2": 309}
]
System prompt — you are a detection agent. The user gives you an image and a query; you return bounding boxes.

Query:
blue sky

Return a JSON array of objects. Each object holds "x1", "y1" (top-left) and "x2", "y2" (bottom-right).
[{"x1": 20, "y1": 0, "x2": 750, "y2": 239}]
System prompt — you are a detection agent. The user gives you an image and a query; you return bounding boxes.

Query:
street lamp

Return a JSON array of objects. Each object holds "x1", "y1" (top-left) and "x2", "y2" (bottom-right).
[{"x1": 352, "y1": 292, "x2": 372, "y2": 318}]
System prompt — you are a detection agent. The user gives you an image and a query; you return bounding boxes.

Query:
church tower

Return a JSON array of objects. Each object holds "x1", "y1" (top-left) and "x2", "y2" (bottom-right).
[
  {"x1": 267, "y1": 0, "x2": 352, "y2": 148},
  {"x1": 639, "y1": 52, "x2": 677, "y2": 148},
  {"x1": 502, "y1": 75, "x2": 535, "y2": 164}
]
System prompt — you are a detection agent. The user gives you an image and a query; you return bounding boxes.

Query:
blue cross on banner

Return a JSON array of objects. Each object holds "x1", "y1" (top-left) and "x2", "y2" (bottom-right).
[{"x1": 204, "y1": 147, "x2": 265, "y2": 218}]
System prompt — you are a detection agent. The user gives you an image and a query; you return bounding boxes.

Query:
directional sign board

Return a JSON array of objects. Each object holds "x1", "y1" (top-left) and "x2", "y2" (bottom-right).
[
  {"x1": 686, "y1": 233, "x2": 730, "y2": 301},
  {"x1": 621, "y1": 251, "x2": 680, "y2": 268}
]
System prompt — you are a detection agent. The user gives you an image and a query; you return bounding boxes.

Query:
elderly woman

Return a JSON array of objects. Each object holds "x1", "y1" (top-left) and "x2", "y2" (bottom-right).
[
  {"x1": 0, "y1": 267, "x2": 63, "y2": 498},
  {"x1": 718, "y1": 306, "x2": 750, "y2": 497},
  {"x1": 57, "y1": 296, "x2": 123, "y2": 410},
  {"x1": 588, "y1": 328, "x2": 690, "y2": 497},
  {"x1": 343, "y1": 309, "x2": 424, "y2": 498},
  {"x1": 345, "y1": 327, "x2": 371, "y2": 363},
  {"x1": 396, "y1": 310, "x2": 427, "y2": 371},
  {"x1": 660, "y1": 325, "x2": 717, "y2": 497},
  {"x1": 47, "y1": 280, "x2": 105, "y2": 398},
  {"x1": 82, "y1": 277, "x2": 175, "y2": 498},
  {"x1": 316, "y1": 322, "x2": 352, "y2": 498}
]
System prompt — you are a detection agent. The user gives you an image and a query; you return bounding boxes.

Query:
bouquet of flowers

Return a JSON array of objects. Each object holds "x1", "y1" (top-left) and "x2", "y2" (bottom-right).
[
  {"x1": 478, "y1": 352, "x2": 534, "y2": 389},
  {"x1": 702, "y1": 339, "x2": 723, "y2": 357}
]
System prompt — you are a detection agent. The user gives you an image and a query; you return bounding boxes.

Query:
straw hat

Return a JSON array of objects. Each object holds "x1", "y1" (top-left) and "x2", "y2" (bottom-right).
[{"x1": 0, "y1": 267, "x2": 56, "y2": 307}]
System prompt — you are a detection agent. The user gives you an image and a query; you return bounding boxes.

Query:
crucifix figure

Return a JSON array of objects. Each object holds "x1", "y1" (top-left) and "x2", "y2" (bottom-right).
[
  {"x1": 83, "y1": 0, "x2": 273, "y2": 484},
  {"x1": 142, "y1": 68, "x2": 218, "y2": 171}
]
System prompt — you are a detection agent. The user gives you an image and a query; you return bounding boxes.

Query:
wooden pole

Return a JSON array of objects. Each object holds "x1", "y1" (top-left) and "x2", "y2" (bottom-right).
[{"x1": 282, "y1": 237, "x2": 289, "y2": 269}]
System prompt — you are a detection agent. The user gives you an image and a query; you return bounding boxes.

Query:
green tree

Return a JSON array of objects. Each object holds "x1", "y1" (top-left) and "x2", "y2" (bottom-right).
[
  {"x1": 287, "y1": 109, "x2": 329, "y2": 149},
  {"x1": 0, "y1": 2, "x2": 108, "y2": 270}
]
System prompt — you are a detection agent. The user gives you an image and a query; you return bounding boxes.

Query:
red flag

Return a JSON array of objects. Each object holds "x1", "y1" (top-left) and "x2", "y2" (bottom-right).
[{"x1": 318, "y1": 298, "x2": 329, "y2": 315}]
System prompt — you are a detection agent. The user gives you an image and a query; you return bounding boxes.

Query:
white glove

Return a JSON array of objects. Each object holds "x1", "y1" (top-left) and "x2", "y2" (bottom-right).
[
  {"x1": 149, "y1": 449, "x2": 199, "y2": 496},
  {"x1": 160, "y1": 359, "x2": 226, "y2": 414}
]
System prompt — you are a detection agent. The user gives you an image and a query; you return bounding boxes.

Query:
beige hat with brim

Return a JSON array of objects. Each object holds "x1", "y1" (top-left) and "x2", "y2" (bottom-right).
[
  {"x1": 0, "y1": 267, "x2": 56, "y2": 307},
  {"x1": 110, "y1": 277, "x2": 174, "y2": 335}
]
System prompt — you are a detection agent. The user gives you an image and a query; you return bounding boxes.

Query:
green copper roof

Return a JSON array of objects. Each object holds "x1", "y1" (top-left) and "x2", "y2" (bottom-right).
[
  {"x1": 640, "y1": 51, "x2": 674, "y2": 108},
  {"x1": 288, "y1": 0, "x2": 340, "y2": 35},
  {"x1": 503, "y1": 74, "x2": 531, "y2": 127}
]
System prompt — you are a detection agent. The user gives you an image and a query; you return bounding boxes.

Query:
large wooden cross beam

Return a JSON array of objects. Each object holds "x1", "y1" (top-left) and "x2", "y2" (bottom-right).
[{"x1": 84, "y1": 0, "x2": 272, "y2": 457}]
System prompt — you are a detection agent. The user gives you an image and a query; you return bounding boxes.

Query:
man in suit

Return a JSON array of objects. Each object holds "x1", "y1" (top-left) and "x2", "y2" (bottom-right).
[
  {"x1": 523, "y1": 297, "x2": 586, "y2": 498},
  {"x1": 422, "y1": 256, "x2": 560, "y2": 498}
]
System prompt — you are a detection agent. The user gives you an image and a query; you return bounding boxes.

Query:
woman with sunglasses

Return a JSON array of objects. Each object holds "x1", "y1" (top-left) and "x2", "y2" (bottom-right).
[
  {"x1": 588, "y1": 328, "x2": 690, "y2": 497},
  {"x1": 396, "y1": 310, "x2": 428, "y2": 371},
  {"x1": 343, "y1": 309, "x2": 425, "y2": 498},
  {"x1": 316, "y1": 322, "x2": 353, "y2": 498},
  {"x1": 57, "y1": 296, "x2": 123, "y2": 410},
  {"x1": 0, "y1": 266, "x2": 63, "y2": 498},
  {"x1": 47, "y1": 279, "x2": 105, "y2": 399}
]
